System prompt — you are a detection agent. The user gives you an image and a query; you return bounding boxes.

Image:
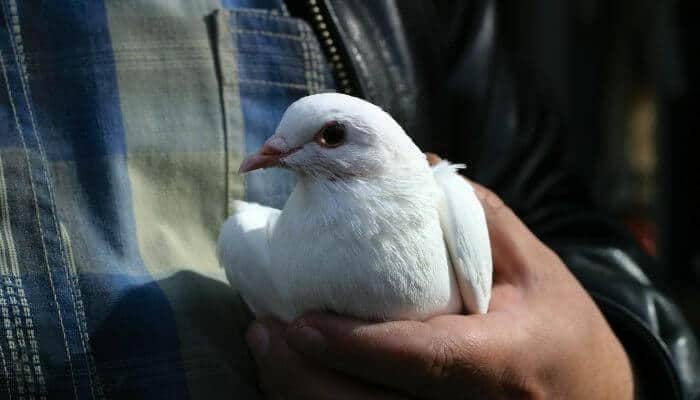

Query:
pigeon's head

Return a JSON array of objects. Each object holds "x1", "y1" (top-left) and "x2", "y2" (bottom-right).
[{"x1": 238, "y1": 93, "x2": 423, "y2": 179}]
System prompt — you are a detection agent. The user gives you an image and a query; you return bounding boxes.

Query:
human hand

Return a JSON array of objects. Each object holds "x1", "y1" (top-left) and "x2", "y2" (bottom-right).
[{"x1": 245, "y1": 155, "x2": 634, "y2": 399}]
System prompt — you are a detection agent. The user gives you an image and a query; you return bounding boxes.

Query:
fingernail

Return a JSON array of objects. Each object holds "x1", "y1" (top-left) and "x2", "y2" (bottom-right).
[
  {"x1": 288, "y1": 324, "x2": 327, "y2": 356},
  {"x1": 246, "y1": 322, "x2": 269, "y2": 357}
]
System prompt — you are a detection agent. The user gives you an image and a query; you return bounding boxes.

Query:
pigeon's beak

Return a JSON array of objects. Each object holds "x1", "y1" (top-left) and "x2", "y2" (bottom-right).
[{"x1": 238, "y1": 136, "x2": 300, "y2": 173}]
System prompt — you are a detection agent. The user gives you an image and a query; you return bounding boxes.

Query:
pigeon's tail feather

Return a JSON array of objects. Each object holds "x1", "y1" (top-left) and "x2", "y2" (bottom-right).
[
  {"x1": 431, "y1": 160, "x2": 467, "y2": 176},
  {"x1": 433, "y1": 159, "x2": 492, "y2": 314}
]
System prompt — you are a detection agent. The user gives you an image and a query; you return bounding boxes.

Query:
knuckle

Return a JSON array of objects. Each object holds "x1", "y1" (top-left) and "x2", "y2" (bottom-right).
[{"x1": 426, "y1": 336, "x2": 459, "y2": 382}]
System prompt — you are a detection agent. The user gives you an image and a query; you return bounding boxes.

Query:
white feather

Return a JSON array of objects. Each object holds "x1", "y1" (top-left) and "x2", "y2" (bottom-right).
[
  {"x1": 433, "y1": 161, "x2": 492, "y2": 313},
  {"x1": 217, "y1": 93, "x2": 492, "y2": 322},
  {"x1": 217, "y1": 200, "x2": 279, "y2": 316}
]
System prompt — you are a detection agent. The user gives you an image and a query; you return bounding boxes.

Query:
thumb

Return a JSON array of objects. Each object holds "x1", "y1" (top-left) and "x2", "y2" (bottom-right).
[{"x1": 470, "y1": 182, "x2": 555, "y2": 286}]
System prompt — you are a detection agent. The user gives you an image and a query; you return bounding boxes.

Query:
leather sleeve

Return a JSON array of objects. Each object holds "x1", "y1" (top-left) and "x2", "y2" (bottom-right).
[{"x1": 434, "y1": 2, "x2": 700, "y2": 398}]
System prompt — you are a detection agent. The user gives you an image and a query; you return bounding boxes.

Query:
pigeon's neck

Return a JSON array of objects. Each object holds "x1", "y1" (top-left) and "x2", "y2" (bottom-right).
[
  {"x1": 283, "y1": 168, "x2": 437, "y2": 230},
  {"x1": 300, "y1": 164, "x2": 432, "y2": 196}
]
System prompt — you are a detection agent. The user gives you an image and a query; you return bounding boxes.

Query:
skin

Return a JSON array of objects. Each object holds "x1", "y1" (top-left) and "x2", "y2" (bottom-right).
[{"x1": 244, "y1": 154, "x2": 634, "y2": 399}]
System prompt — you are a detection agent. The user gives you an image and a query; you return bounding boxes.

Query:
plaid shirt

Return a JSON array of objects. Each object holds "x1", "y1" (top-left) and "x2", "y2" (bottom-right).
[{"x1": 0, "y1": 0, "x2": 334, "y2": 398}]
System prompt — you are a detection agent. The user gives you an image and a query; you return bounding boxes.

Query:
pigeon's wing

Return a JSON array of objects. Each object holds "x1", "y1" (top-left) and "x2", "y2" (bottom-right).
[
  {"x1": 432, "y1": 161, "x2": 492, "y2": 314},
  {"x1": 217, "y1": 200, "x2": 280, "y2": 316}
]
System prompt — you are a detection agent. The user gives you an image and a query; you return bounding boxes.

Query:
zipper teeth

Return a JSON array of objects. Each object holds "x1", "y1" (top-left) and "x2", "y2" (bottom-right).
[{"x1": 307, "y1": 0, "x2": 354, "y2": 95}]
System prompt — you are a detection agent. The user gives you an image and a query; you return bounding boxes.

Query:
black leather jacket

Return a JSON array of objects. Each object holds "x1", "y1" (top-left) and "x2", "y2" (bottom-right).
[{"x1": 288, "y1": 1, "x2": 700, "y2": 398}]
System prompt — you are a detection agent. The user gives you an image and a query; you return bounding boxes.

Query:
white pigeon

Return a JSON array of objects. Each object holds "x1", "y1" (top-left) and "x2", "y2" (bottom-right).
[{"x1": 217, "y1": 93, "x2": 492, "y2": 323}]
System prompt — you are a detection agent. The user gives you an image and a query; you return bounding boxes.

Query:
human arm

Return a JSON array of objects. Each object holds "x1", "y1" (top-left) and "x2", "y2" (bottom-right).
[{"x1": 428, "y1": 1, "x2": 700, "y2": 395}]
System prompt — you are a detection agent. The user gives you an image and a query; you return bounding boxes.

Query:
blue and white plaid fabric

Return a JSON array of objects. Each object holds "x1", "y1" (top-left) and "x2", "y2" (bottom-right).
[{"x1": 0, "y1": 1, "x2": 335, "y2": 398}]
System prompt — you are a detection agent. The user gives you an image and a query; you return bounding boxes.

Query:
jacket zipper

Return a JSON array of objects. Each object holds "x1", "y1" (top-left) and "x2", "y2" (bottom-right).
[{"x1": 306, "y1": 0, "x2": 357, "y2": 95}]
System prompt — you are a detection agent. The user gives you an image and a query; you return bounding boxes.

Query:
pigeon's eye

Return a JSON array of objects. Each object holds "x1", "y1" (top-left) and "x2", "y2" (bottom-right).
[{"x1": 316, "y1": 122, "x2": 346, "y2": 148}]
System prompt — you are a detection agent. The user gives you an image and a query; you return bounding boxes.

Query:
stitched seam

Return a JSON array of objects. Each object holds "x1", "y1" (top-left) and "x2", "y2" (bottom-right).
[
  {"x1": 2, "y1": 4, "x2": 100, "y2": 398},
  {"x1": 297, "y1": 21, "x2": 333, "y2": 92},
  {"x1": 1, "y1": 2, "x2": 81, "y2": 395},
  {"x1": 306, "y1": 22, "x2": 323, "y2": 92},
  {"x1": 5, "y1": 7, "x2": 95, "y2": 390},
  {"x1": 313, "y1": 32, "x2": 334, "y2": 90},
  {"x1": 220, "y1": 10, "x2": 247, "y2": 212},
  {"x1": 233, "y1": 28, "x2": 303, "y2": 41},
  {"x1": 238, "y1": 79, "x2": 308, "y2": 90},
  {"x1": 1, "y1": 153, "x2": 46, "y2": 398},
  {"x1": 0, "y1": 47, "x2": 48, "y2": 400},
  {"x1": 0, "y1": 162, "x2": 16, "y2": 277},
  {"x1": 304, "y1": 23, "x2": 327, "y2": 92},
  {"x1": 58, "y1": 224, "x2": 104, "y2": 399},
  {"x1": 2, "y1": 7, "x2": 76, "y2": 400},
  {"x1": 0, "y1": 90, "x2": 24, "y2": 400},
  {"x1": 0, "y1": 161, "x2": 46, "y2": 398},
  {"x1": 231, "y1": 9, "x2": 292, "y2": 20},
  {"x1": 231, "y1": 8, "x2": 281, "y2": 15},
  {"x1": 311, "y1": 36, "x2": 325, "y2": 91},
  {"x1": 298, "y1": 23, "x2": 313, "y2": 94}
]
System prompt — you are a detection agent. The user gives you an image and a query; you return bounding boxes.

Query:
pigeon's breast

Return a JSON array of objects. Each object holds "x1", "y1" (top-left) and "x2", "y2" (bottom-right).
[{"x1": 268, "y1": 189, "x2": 462, "y2": 321}]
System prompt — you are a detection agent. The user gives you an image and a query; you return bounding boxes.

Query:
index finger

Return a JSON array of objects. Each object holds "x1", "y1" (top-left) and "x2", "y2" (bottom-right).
[{"x1": 286, "y1": 313, "x2": 508, "y2": 399}]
